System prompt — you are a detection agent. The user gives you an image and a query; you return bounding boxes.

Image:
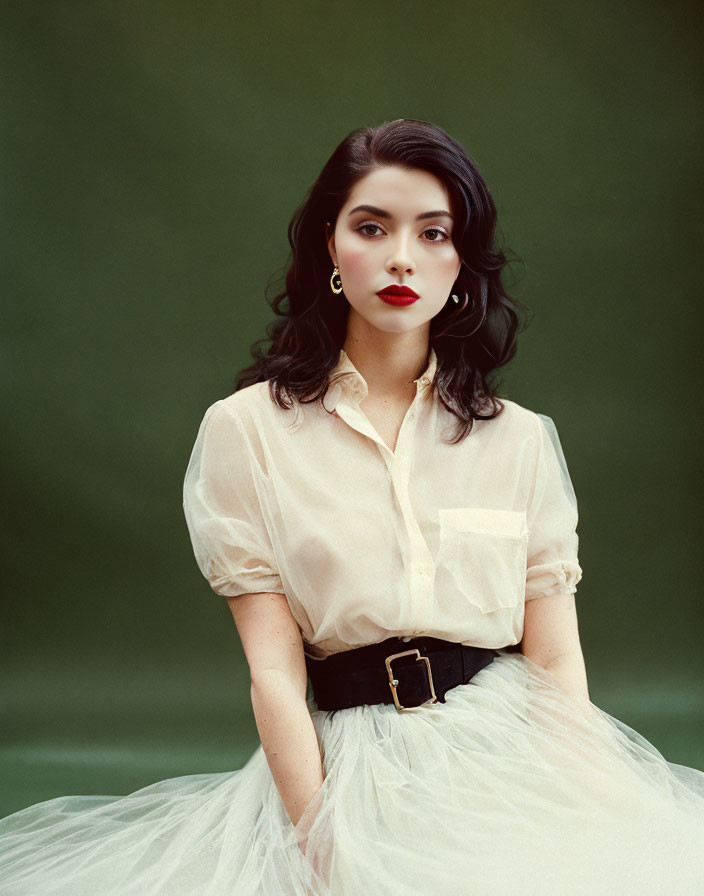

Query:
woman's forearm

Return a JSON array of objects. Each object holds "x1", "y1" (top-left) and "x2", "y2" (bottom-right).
[
  {"x1": 250, "y1": 669, "x2": 325, "y2": 827},
  {"x1": 542, "y1": 650, "x2": 591, "y2": 707}
]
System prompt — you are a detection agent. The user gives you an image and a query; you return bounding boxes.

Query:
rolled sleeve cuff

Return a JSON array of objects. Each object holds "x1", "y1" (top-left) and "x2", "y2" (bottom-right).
[{"x1": 525, "y1": 559, "x2": 583, "y2": 602}]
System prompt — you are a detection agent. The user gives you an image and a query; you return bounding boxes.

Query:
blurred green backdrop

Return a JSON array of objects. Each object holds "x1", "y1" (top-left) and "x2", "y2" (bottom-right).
[{"x1": 2, "y1": 1, "x2": 702, "y2": 817}]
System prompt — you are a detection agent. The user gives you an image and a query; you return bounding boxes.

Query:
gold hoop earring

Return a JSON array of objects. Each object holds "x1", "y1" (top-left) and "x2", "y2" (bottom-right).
[{"x1": 330, "y1": 266, "x2": 343, "y2": 294}]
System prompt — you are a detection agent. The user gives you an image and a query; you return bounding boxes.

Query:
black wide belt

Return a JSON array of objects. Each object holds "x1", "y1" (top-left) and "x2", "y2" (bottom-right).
[{"x1": 305, "y1": 636, "x2": 499, "y2": 712}]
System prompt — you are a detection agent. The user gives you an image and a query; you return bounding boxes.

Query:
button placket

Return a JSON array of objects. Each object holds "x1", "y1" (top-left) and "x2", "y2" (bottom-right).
[
  {"x1": 332, "y1": 377, "x2": 435, "y2": 629},
  {"x1": 392, "y1": 386, "x2": 424, "y2": 467},
  {"x1": 387, "y1": 458, "x2": 435, "y2": 628}
]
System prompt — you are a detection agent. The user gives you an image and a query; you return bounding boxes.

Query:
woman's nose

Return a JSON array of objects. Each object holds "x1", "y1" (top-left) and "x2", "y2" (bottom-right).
[{"x1": 385, "y1": 231, "x2": 415, "y2": 275}]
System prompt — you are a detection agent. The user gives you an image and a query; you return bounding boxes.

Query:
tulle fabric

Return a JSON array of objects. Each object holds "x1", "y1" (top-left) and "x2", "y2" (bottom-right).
[{"x1": 1, "y1": 650, "x2": 703, "y2": 895}]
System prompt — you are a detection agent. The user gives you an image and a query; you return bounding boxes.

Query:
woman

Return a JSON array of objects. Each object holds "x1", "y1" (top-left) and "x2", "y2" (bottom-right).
[{"x1": 1, "y1": 118, "x2": 703, "y2": 894}]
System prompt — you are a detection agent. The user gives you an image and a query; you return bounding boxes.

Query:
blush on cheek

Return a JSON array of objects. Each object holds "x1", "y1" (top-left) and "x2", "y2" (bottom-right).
[{"x1": 339, "y1": 249, "x2": 371, "y2": 276}]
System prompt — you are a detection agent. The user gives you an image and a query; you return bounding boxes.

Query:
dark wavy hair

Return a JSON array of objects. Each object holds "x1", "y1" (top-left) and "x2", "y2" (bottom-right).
[{"x1": 234, "y1": 118, "x2": 529, "y2": 443}]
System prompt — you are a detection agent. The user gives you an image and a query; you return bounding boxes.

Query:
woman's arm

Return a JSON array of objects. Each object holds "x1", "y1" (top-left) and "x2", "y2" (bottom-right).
[
  {"x1": 227, "y1": 592, "x2": 324, "y2": 827},
  {"x1": 521, "y1": 592, "x2": 591, "y2": 707}
]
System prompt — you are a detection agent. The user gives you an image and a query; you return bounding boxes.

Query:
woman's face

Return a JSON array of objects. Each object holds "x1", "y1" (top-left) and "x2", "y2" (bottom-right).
[{"x1": 326, "y1": 165, "x2": 462, "y2": 335}]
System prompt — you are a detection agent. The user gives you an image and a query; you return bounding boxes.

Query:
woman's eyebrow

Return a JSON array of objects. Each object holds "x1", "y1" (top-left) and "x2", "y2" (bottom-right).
[{"x1": 347, "y1": 204, "x2": 453, "y2": 221}]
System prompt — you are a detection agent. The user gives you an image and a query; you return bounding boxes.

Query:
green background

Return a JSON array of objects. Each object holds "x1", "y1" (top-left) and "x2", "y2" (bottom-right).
[{"x1": 2, "y1": 2, "x2": 702, "y2": 817}]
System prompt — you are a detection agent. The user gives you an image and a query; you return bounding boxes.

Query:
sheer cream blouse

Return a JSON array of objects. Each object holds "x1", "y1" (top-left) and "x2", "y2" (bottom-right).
[{"x1": 182, "y1": 347, "x2": 583, "y2": 660}]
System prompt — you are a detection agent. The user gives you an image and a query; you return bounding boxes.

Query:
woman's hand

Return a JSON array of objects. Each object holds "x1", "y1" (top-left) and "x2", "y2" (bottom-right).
[{"x1": 293, "y1": 782, "x2": 331, "y2": 889}]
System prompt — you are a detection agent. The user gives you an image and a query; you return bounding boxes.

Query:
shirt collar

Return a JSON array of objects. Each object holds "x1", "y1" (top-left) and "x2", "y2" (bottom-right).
[{"x1": 322, "y1": 346, "x2": 438, "y2": 413}]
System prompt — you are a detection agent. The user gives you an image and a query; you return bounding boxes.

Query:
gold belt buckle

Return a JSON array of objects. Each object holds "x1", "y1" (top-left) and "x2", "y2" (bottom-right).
[{"x1": 385, "y1": 649, "x2": 438, "y2": 712}]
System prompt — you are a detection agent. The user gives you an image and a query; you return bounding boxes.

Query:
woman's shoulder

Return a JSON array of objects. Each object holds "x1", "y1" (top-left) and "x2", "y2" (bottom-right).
[
  {"x1": 492, "y1": 396, "x2": 567, "y2": 449},
  {"x1": 490, "y1": 396, "x2": 543, "y2": 430},
  {"x1": 218, "y1": 381, "x2": 268, "y2": 413},
  {"x1": 216, "y1": 380, "x2": 300, "y2": 433}
]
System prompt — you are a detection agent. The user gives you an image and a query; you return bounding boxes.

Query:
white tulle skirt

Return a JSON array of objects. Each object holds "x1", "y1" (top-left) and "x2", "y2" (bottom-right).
[{"x1": 1, "y1": 649, "x2": 703, "y2": 895}]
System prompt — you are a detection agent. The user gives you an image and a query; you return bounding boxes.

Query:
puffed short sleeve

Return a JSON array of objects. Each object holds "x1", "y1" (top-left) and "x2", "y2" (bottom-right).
[
  {"x1": 182, "y1": 400, "x2": 286, "y2": 598},
  {"x1": 525, "y1": 413, "x2": 584, "y2": 601}
]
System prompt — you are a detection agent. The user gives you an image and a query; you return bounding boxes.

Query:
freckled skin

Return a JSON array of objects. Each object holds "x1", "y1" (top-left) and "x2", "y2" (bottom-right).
[{"x1": 327, "y1": 166, "x2": 462, "y2": 337}]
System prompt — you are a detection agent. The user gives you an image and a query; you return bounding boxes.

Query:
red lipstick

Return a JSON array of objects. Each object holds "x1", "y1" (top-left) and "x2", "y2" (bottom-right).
[{"x1": 376, "y1": 284, "x2": 420, "y2": 306}]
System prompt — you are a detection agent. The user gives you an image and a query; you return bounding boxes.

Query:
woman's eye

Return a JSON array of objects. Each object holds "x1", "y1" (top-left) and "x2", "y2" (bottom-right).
[
  {"x1": 356, "y1": 223, "x2": 383, "y2": 238},
  {"x1": 423, "y1": 228, "x2": 450, "y2": 242}
]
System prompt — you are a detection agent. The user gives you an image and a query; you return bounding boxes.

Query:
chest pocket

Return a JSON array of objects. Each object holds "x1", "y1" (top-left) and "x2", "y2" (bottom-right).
[{"x1": 438, "y1": 507, "x2": 529, "y2": 614}]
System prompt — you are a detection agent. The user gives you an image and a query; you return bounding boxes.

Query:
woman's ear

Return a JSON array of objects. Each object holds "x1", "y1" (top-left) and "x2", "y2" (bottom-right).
[{"x1": 325, "y1": 221, "x2": 337, "y2": 267}]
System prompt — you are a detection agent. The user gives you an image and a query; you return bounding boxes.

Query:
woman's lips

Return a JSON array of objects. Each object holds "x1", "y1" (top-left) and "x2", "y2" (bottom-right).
[{"x1": 376, "y1": 286, "x2": 420, "y2": 306}]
